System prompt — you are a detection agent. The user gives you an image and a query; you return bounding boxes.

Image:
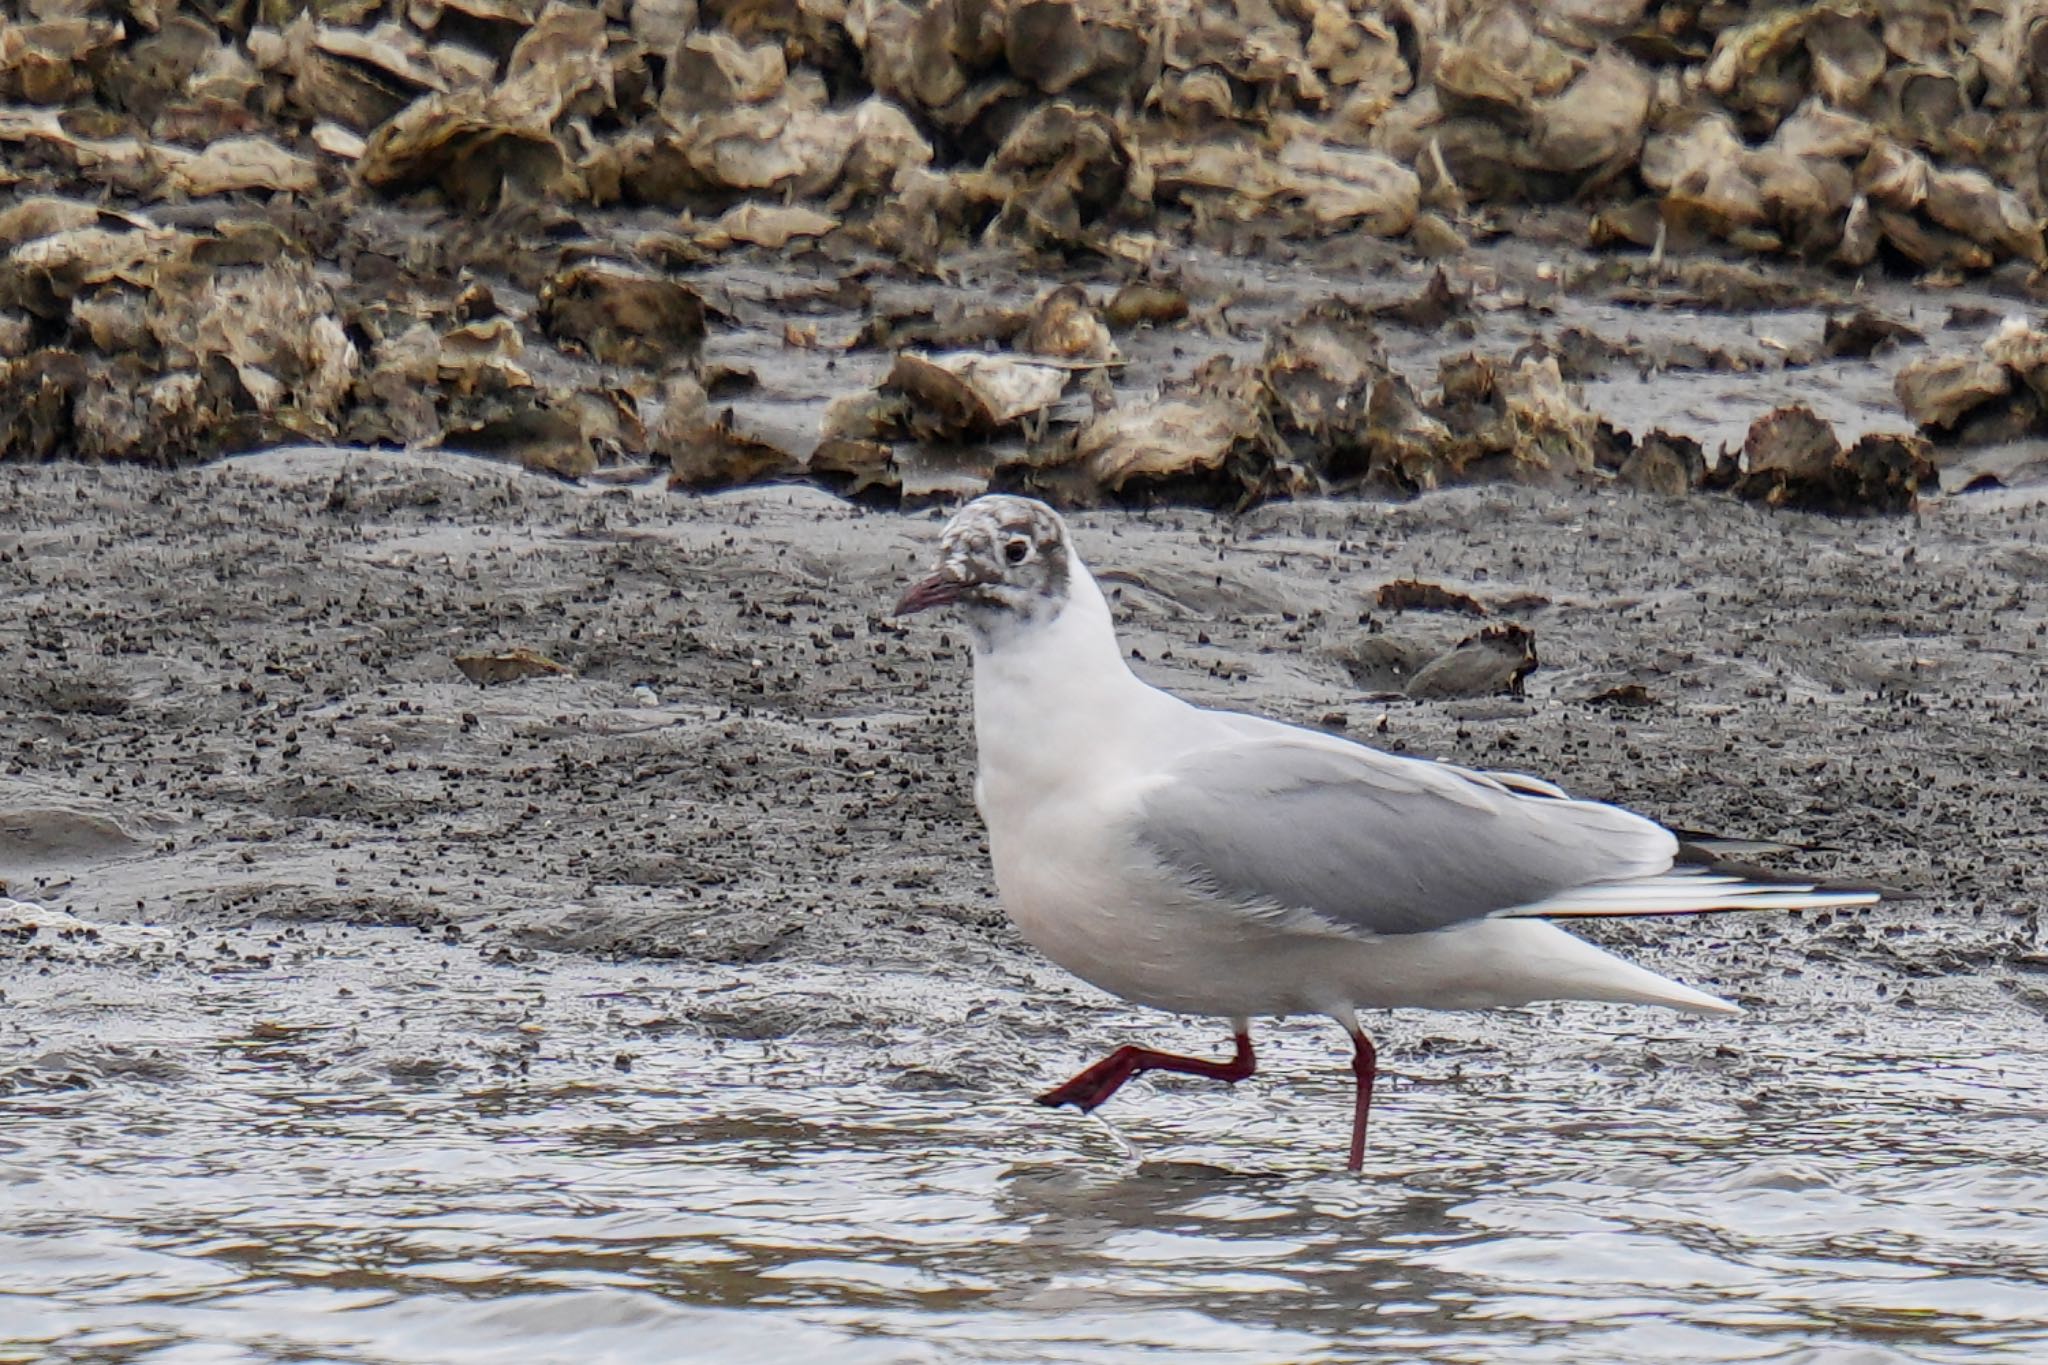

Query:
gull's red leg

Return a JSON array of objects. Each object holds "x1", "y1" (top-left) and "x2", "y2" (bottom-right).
[
  {"x1": 1036, "y1": 1028, "x2": 1255, "y2": 1113},
  {"x1": 1347, "y1": 1027, "x2": 1378, "y2": 1173}
]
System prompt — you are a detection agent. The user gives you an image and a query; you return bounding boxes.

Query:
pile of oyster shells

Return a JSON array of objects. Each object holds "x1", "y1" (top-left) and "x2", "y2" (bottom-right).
[{"x1": 2, "y1": 0, "x2": 2038, "y2": 509}]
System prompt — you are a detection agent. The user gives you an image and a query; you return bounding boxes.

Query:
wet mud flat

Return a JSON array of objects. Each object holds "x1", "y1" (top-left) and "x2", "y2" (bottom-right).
[{"x1": 5, "y1": 450, "x2": 2048, "y2": 1363}]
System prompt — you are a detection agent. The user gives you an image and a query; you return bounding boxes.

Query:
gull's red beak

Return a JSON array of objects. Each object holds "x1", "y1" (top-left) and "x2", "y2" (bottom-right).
[{"x1": 893, "y1": 570, "x2": 966, "y2": 617}]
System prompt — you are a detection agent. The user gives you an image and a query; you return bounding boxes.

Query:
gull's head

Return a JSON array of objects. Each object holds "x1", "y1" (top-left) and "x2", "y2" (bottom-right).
[{"x1": 893, "y1": 495, "x2": 1072, "y2": 633}]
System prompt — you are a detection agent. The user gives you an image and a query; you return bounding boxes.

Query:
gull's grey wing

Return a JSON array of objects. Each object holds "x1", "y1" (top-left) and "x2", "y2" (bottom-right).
[{"x1": 1131, "y1": 730, "x2": 1679, "y2": 937}]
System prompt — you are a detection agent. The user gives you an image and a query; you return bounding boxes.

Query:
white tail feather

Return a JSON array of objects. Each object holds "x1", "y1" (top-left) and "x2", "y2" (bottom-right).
[
  {"x1": 1489, "y1": 921, "x2": 1743, "y2": 1015},
  {"x1": 1512, "y1": 870, "x2": 1879, "y2": 920}
]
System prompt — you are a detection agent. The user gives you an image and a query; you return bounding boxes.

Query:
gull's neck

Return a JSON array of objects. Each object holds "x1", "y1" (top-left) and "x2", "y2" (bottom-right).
[{"x1": 969, "y1": 551, "x2": 1185, "y2": 805}]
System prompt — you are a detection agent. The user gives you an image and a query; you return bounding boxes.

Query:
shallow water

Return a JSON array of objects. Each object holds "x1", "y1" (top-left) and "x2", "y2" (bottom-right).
[{"x1": 8, "y1": 921, "x2": 2048, "y2": 1365}]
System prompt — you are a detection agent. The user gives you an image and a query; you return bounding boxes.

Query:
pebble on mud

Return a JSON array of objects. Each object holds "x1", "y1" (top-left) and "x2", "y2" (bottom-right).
[
  {"x1": 886, "y1": 351, "x2": 1072, "y2": 440},
  {"x1": 1587, "y1": 682, "x2": 1656, "y2": 707},
  {"x1": 1103, "y1": 281, "x2": 1190, "y2": 331},
  {"x1": 453, "y1": 648, "x2": 573, "y2": 686},
  {"x1": 1732, "y1": 404, "x2": 1933, "y2": 515},
  {"x1": 1820, "y1": 309, "x2": 1922, "y2": 360},
  {"x1": 1022, "y1": 285, "x2": 1117, "y2": 362},
  {"x1": 1617, "y1": 429, "x2": 1709, "y2": 497},
  {"x1": 537, "y1": 262, "x2": 708, "y2": 370},
  {"x1": 1405, "y1": 623, "x2": 1538, "y2": 701},
  {"x1": 1060, "y1": 395, "x2": 1250, "y2": 499},
  {"x1": 1375, "y1": 579, "x2": 1488, "y2": 616},
  {"x1": 1895, "y1": 317, "x2": 2048, "y2": 452}
]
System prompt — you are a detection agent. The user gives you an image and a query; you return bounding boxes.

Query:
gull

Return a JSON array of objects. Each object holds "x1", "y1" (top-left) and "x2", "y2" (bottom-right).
[{"x1": 894, "y1": 494, "x2": 1881, "y2": 1171}]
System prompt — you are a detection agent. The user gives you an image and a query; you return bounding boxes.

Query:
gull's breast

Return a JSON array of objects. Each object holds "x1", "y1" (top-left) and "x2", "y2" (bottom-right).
[{"x1": 985, "y1": 778, "x2": 1349, "y2": 1017}]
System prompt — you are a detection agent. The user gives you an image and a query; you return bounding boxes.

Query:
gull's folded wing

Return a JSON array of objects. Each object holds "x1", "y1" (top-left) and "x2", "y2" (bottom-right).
[{"x1": 1131, "y1": 727, "x2": 1874, "y2": 937}]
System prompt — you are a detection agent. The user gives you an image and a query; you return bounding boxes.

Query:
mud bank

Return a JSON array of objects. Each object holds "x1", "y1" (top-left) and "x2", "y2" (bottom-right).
[
  {"x1": 4, "y1": 451, "x2": 2048, "y2": 1362},
  {"x1": 5, "y1": 446, "x2": 2048, "y2": 1079},
  {"x1": 6, "y1": 448, "x2": 2045, "y2": 948}
]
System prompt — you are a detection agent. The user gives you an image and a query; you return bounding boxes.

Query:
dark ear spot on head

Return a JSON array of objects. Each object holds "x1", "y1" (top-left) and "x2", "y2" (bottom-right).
[{"x1": 931, "y1": 495, "x2": 1074, "y2": 637}]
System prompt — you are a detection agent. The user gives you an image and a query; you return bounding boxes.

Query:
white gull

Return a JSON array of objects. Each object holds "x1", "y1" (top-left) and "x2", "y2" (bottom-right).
[{"x1": 895, "y1": 495, "x2": 1878, "y2": 1170}]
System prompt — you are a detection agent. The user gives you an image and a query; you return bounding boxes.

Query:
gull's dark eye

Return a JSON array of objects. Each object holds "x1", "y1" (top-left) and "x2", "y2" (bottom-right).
[{"x1": 1004, "y1": 538, "x2": 1031, "y2": 566}]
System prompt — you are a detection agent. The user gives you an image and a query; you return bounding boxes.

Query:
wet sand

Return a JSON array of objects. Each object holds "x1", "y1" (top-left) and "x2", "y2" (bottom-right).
[{"x1": 4, "y1": 449, "x2": 2048, "y2": 1362}]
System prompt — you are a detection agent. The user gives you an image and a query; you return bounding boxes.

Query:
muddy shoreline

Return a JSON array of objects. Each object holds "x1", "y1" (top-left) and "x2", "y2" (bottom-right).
[
  {"x1": 5, "y1": 451, "x2": 2048, "y2": 1362},
  {"x1": 6, "y1": 448, "x2": 2045, "y2": 1029}
]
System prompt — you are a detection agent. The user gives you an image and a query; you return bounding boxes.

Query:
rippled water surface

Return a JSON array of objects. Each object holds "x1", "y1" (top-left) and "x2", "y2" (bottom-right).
[{"x1": 7, "y1": 921, "x2": 2048, "y2": 1365}]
